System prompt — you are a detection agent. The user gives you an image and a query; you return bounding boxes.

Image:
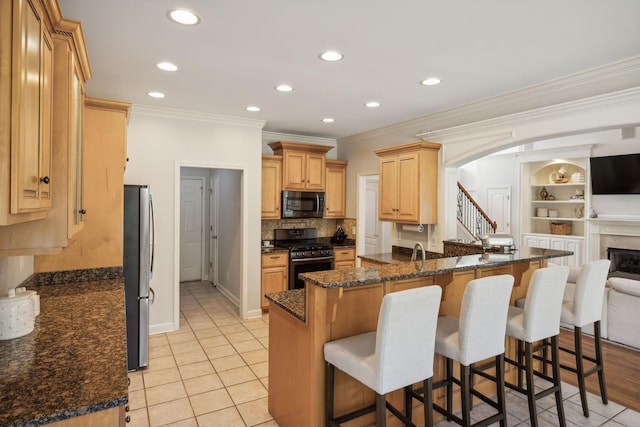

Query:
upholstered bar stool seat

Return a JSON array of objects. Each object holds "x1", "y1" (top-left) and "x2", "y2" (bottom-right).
[
  {"x1": 431, "y1": 274, "x2": 514, "y2": 427},
  {"x1": 505, "y1": 265, "x2": 570, "y2": 427},
  {"x1": 324, "y1": 285, "x2": 442, "y2": 427},
  {"x1": 559, "y1": 259, "x2": 611, "y2": 417}
]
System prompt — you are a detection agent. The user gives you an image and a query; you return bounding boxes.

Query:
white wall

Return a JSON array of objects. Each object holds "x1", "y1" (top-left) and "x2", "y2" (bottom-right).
[
  {"x1": 215, "y1": 169, "x2": 242, "y2": 302},
  {"x1": 125, "y1": 107, "x2": 264, "y2": 333}
]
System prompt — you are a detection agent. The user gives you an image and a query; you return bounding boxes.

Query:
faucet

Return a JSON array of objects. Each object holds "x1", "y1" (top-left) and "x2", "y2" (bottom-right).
[{"x1": 412, "y1": 242, "x2": 426, "y2": 263}]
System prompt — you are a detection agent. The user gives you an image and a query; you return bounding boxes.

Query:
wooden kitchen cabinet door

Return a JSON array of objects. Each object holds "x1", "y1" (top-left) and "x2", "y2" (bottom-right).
[
  {"x1": 375, "y1": 141, "x2": 441, "y2": 224},
  {"x1": 282, "y1": 150, "x2": 306, "y2": 190},
  {"x1": 325, "y1": 160, "x2": 347, "y2": 218},
  {"x1": 261, "y1": 155, "x2": 282, "y2": 219},
  {"x1": 261, "y1": 252, "x2": 288, "y2": 309},
  {"x1": 0, "y1": 0, "x2": 54, "y2": 225},
  {"x1": 305, "y1": 152, "x2": 326, "y2": 190}
]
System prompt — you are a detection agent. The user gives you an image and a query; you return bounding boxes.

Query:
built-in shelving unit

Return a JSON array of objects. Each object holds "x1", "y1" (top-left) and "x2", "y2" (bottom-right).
[{"x1": 521, "y1": 158, "x2": 588, "y2": 267}]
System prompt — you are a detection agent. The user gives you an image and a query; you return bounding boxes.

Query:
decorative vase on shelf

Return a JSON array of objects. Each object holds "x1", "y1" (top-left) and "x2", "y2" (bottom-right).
[{"x1": 539, "y1": 186, "x2": 548, "y2": 200}]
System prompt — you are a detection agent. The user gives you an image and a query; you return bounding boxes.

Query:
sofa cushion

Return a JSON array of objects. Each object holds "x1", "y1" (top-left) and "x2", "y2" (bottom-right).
[
  {"x1": 608, "y1": 286, "x2": 640, "y2": 349},
  {"x1": 607, "y1": 277, "x2": 640, "y2": 297}
]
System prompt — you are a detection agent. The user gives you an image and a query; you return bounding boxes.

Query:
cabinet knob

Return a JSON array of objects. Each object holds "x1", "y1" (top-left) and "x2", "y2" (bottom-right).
[
  {"x1": 40, "y1": 176, "x2": 50, "y2": 184},
  {"x1": 125, "y1": 415, "x2": 131, "y2": 423},
  {"x1": 125, "y1": 405, "x2": 130, "y2": 412},
  {"x1": 79, "y1": 209, "x2": 87, "y2": 215}
]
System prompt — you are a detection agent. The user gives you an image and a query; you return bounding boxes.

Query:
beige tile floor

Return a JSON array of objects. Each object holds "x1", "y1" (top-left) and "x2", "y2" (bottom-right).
[{"x1": 126, "y1": 281, "x2": 639, "y2": 427}]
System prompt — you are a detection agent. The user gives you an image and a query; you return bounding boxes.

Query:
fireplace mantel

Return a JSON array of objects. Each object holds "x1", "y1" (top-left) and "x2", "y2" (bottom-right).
[
  {"x1": 588, "y1": 215, "x2": 640, "y2": 236},
  {"x1": 588, "y1": 215, "x2": 640, "y2": 260}
]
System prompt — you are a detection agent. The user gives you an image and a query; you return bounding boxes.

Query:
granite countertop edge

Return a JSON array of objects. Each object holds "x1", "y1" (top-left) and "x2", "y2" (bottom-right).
[
  {"x1": 302, "y1": 248, "x2": 573, "y2": 289},
  {"x1": 265, "y1": 289, "x2": 306, "y2": 322}
]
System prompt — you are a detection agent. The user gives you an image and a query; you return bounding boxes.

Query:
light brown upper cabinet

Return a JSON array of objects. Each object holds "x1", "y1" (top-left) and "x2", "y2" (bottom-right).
[
  {"x1": 0, "y1": 4, "x2": 98, "y2": 256},
  {"x1": 374, "y1": 141, "x2": 441, "y2": 224},
  {"x1": 268, "y1": 141, "x2": 332, "y2": 191},
  {"x1": 51, "y1": 21, "x2": 91, "y2": 240},
  {"x1": 261, "y1": 155, "x2": 282, "y2": 219},
  {"x1": 325, "y1": 160, "x2": 347, "y2": 218},
  {"x1": 35, "y1": 98, "x2": 131, "y2": 271},
  {"x1": 0, "y1": 0, "x2": 54, "y2": 225}
]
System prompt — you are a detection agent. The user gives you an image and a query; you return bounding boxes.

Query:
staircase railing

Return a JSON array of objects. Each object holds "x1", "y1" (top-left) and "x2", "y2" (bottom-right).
[{"x1": 457, "y1": 182, "x2": 497, "y2": 239}]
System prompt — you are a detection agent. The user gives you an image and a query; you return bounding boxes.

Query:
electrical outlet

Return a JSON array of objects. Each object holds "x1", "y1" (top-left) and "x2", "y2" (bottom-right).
[{"x1": 351, "y1": 226, "x2": 356, "y2": 235}]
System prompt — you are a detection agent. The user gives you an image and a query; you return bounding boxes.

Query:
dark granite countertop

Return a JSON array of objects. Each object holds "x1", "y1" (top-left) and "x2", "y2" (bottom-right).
[
  {"x1": 0, "y1": 278, "x2": 128, "y2": 427},
  {"x1": 265, "y1": 247, "x2": 573, "y2": 322},
  {"x1": 301, "y1": 247, "x2": 573, "y2": 289},
  {"x1": 358, "y1": 252, "x2": 411, "y2": 265},
  {"x1": 265, "y1": 289, "x2": 305, "y2": 321}
]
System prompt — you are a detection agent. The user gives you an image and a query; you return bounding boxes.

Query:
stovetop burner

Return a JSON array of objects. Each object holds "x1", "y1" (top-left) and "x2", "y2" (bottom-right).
[{"x1": 274, "y1": 228, "x2": 335, "y2": 259}]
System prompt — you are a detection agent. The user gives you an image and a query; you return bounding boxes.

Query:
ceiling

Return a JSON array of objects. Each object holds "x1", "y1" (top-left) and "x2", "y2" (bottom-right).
[{"x1": 59, "y1": 0, "x2": 640, "y2": 140}]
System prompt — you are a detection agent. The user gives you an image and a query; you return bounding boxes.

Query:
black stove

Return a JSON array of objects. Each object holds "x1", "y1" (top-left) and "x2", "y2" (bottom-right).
[
  {"x1": 273, "y1": 228, "x2": 335, "y2": 289},
  {"x1": 274, "y1": 228, "x2": 335, "y2": 259}
]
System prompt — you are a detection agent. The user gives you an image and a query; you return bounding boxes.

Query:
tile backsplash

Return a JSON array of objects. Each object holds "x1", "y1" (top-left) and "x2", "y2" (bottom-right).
[{"x1": 262, "y1": 218, "x2": 356, "y2": 241}]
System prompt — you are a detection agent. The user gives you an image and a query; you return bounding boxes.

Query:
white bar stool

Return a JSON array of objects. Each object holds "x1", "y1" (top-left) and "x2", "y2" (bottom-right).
[
  {"x1": 559, "y1": 259, "x2": 611, "y2": 417},
  {"x1": 505, "y1": 265, "x2": 570, "y2": 427},
  {"x1": 324, "y1": 285, "x2": 442, "y2": 427},
  {"x1": 433, "y1": 274, "x2": 514, "y2": 427}
]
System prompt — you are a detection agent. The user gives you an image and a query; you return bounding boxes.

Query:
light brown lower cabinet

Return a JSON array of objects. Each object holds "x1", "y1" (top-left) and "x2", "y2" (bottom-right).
[
  {"x1": 47, "y1": 406, "x2": 125, "y2": 427},
  {"x1": 261, "y1": 252, "x2": 288, "y2": 310},
  {"x1": 333, "y1": 247, "x2": 356, "y2": 270}
]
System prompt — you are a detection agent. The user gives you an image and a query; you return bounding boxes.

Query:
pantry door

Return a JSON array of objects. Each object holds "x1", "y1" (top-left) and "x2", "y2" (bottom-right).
[{"x1": 180, "y1": 177, "x2": 204, "y2": 281}]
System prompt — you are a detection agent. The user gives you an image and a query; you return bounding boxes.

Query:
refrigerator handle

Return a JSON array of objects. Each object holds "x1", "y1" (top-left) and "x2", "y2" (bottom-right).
[
  {"x1": 149, "y1": 193, "x2": 155, "y2": 278},
  {"x1": 149, "y1": 287, "x2": 155, "y2": 304}
]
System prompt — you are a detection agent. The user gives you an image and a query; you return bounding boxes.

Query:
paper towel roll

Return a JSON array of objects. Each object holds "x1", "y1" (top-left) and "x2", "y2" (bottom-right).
[{"x1": 402, "y1": 224, "x2": 424, "y2": 233}]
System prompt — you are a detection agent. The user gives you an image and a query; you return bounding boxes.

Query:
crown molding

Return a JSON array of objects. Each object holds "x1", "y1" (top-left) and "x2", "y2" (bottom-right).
[
  {"x1": 262, "y1": 131, "x2": 336, "y2": 147},
  {"x1": 339, "y1": 56, "x2": 640, "y2": 146},
  {"x1": 417, "y1": 86, "x2": 640, "y2": 142},
  {"x1": 130, "y1": 104, "x2": 266, "y2": 129}
]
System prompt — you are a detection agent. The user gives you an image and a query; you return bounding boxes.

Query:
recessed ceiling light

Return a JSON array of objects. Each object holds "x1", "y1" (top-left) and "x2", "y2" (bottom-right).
[
  {"x1": 168, "y1": 9, "x2": 200, "y2": 25},
  {"x1": 319, "y1": 51, "x2": 343, "y2": 62},
  {"x1": 420, "y1": 77, "x2": 441, "y2": 86},
  {"x1": 246, "y1": 106, "x2": 260, "y2": 112},
  {"x1": 156, "y1": 62, "x2": 178, "y2": 72},
  {"x1": 148, "y1": 91, "x2": 165, "y2": 99},
  {"x1": 365, "y1": 101, "x2": 381, "y2": 108},
  {"x1": 275, "y1": 84, "x2": 293, "y2": 92},
  {"x1": 321, "y1": 118, "x2": 335, "y2": 123}
]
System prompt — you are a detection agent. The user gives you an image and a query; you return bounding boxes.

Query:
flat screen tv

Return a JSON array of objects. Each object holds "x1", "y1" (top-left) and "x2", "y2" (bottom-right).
[{"x1": 590, "y1": 153, "x2": 640, "y2": 195}]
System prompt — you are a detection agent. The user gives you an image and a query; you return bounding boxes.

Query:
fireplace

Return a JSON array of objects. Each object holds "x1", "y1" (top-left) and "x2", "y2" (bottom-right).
[{"x1": 607, "y1": 247, "x2": 640, "y2": 279}]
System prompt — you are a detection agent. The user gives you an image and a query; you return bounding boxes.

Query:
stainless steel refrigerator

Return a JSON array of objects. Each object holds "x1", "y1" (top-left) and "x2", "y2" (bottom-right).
[{"x1": 124, "y1": 184, "x2": 155, "y2": 371}]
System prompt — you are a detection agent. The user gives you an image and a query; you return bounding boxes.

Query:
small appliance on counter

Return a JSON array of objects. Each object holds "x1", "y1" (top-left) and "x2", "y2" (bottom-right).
[
  {"x1": 481, "y1": 234, "x2": 516, "y2": 253},
  {"x1": 0, "y1": 287, "x2": 40, "y2": 340},
  {"x1": 330, "y1": 226, "x2": 348, "y2": 244}
]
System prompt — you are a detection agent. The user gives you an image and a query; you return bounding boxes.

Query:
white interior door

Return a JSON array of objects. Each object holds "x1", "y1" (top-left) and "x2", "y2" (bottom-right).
[
  {"x1": 209, "y1": 174, "x2": 219, "y2": 285},
  {"x1": 180, "y1": 177, "x2": 204, "y2": 281},
  {"x1": 487, "y1": 187, "x2": 511, "y2": 234},
  {"x1": 364, "y1": 177, "x2": 381, "y2": 255}
]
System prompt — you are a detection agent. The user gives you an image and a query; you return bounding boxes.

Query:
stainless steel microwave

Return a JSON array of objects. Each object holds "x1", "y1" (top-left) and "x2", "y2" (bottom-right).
[{"x1": 281, "y1": 191, "x2": 325, "y2": 218}]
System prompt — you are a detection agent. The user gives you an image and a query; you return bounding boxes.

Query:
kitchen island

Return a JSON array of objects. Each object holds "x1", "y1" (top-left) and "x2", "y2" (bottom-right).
[
  {"x1": 266, "y1": 247, "x2": 573, "y2": 427},
  {"x1": 0, "y1": 271, "x2": 128, "y2": 427}
]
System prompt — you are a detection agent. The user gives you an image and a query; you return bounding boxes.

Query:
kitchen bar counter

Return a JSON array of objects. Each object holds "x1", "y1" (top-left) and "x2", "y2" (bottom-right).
[
  {"x1": 0, "y1": 277, "x2": 128, "y2": 426},
  {"x1": 267, "y1": 247, "x2": 573, "y2": 427},
  {"x1": 302, "y1": 247, "x2": 571, "y2": 289}
]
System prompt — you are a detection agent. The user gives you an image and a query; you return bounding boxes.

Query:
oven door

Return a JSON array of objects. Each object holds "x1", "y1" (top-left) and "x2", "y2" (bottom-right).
[{"x1": 289, "y1": 256, "x2": 334, "y2": 290}]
